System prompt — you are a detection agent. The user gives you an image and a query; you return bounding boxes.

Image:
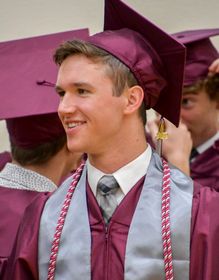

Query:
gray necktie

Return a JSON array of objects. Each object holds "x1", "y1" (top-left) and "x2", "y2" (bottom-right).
[{"x1": 97, "y1": 175, "x2": 119, "y2": 224}]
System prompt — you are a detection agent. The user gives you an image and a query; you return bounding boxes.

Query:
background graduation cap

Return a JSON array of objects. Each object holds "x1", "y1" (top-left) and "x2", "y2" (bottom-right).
[
  {"x1": 87, "y1": 0, "x2": 186, "y2": 126},
  {"x1": 0, "y1": 28, "x2": 89, "y2": 148},
  {"x1": 172, "y1": 28, "x2": 219, "y2": 86}
]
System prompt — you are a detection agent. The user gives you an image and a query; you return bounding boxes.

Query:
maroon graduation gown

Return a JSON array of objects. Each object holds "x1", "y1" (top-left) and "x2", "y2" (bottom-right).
[
  {"x1": 4, "y1": 180, "x2": 219, "y2": 280},
  {"x1": 0, "y1": 187, "x2": 50, "y2": 278},
  {"x1": 190, "y1": 139, "x2": 219, "y2": 190}
]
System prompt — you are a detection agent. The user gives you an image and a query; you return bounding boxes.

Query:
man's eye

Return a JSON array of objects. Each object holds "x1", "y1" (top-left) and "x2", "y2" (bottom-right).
[
  {"x1": 57, "y1": 91, "x2": 65, "y2": 97},
  {"x1": 181, "y1": 98, "x2": 194, "y2": 108},
  {"x1": 78, "y1": 88, "x2": 88, "y2": 95}
]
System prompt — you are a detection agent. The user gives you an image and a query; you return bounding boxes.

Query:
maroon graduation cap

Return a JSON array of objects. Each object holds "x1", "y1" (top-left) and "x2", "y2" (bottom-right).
[
  {"x1": 0, "y1": 28, "x2": 89, "y2": 148},
  {"x1": 87, "y1": 0, "x2": 186, "y2": 126},
  {"x1": 172, "y1": 28, "x2": 219, "y2": 86}
]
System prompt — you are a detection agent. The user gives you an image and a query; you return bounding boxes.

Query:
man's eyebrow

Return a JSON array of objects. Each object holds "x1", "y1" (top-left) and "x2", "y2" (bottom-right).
[
  {"x1": 55, "y1": 82, "x2": 94, "y2": 93},
  {"x1": 73, "y1": 82, "x2": 93, "y2": 88},
  {"x1": 182, "y1": 91, "x2": 198, "y2": 96}
]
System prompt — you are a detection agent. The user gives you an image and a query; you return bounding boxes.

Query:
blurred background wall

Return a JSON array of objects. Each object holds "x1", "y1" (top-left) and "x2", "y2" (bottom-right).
[{"x1": 1, "y1": 0, "x2": 219, "y2": 151}]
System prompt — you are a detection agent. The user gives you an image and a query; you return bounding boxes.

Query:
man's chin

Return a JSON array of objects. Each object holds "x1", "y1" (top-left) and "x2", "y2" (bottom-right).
[{"x1": 67, "y1": 143, "x2": 84, "y2": 154}]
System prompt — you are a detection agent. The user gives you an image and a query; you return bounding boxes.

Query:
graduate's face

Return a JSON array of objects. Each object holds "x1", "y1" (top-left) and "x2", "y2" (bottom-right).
[
  {"x1": 56, "y1": 54, "x2": 127, "y2": 155},
  {"x1": 180, "y1": 89, "x2": 219, "y2": 147}
]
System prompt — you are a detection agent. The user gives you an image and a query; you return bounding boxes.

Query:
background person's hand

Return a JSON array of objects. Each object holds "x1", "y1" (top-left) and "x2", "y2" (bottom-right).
[
  {"x1": 147, "y1": 118, "x2": 193, "y2": 175},
  {"x1": 209, "y1": 58, "x2": 219, "y2": 74}
]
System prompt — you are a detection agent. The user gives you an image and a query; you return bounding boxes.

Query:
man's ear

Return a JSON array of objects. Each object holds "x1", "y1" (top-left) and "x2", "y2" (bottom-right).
[{"x1": 123, "y1": 85, "x2": 144, "y2": 115}]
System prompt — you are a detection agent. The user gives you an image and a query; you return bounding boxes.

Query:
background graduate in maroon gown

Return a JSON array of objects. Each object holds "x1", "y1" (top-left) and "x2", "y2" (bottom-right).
[
  {"x1": 0, "y1": 28, "x2": 89, "y2": 277},
  {"x1": 148, "y1": 29, "x2": 219, "y2": 189},
  {"x1": 174, "y1": 29, "x2": 219, "y2": 189}
]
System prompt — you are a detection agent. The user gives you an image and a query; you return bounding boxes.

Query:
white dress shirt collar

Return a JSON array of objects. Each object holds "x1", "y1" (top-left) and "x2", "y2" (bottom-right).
[
  {"x1": 197, "y1": 131, "x2": 219, "y2": 154},
  {"x1": 87, "y1": 145, "x2": 152, "y2": 197}
]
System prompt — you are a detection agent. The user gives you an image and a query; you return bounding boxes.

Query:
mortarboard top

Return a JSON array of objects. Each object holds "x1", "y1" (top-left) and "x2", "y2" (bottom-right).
[
  {"x1": 87, "y1": 0, "x2": 186, "y2": 126},
  {"x1": 172, "y1": 28, "x2": 219, "y2": 86},
  {"x1": 0, "y1": 28, "x2": 89, "y2": 149},
  {"x1": 0, "y1": 28, "x2": 89, "y2": 120}
]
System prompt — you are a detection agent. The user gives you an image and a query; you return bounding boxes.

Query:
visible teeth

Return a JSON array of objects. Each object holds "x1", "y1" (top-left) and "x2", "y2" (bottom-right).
[{"x1": 67, "y1": 122, "x2": 82, "y2": 128}]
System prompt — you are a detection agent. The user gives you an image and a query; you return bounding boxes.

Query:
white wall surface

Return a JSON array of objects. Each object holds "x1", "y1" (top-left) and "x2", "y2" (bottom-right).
[{"x1": 0, "y1": 0, "x2": 219, "y2": 151}]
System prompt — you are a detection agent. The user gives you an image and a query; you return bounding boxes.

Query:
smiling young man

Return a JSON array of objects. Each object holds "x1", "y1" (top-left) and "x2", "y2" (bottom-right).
[
  {"x1": 5, "y1": 1, "x2": 219, "y2": 280},
  {"x1": 55, "y1": 51, "x2": 147, "y2": 171}
]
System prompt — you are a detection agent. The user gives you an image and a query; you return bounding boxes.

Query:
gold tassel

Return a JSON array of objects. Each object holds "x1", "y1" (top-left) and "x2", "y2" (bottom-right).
[
  {"x1": 156, "y1": 117, "x2": 168, "y2": 156},
  {"x1": 156, "y1": 117, "x2": 168, "y2": 140}
]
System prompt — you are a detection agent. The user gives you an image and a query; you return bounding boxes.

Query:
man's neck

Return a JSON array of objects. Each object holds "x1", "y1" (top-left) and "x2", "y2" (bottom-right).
[
  {"x1": 88, "y1": 141, "x2": 148, "y2": 174},
  {"x1": 193, "y1": 128, "x2": 219, "y2": 148}
]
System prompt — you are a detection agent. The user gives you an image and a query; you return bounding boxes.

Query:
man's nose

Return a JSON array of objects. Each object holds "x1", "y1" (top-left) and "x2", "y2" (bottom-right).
[{"x1": 58, "y1": 93, "x2": 77, "y2": 114}]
